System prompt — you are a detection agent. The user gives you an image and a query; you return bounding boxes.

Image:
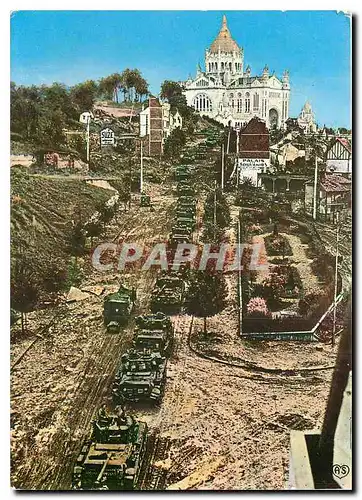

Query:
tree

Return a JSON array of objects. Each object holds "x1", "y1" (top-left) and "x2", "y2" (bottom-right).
[
  {"x1": 160, "y1": 80, "x2": 183, "y2": 100},
  {"x1": 70, "y1": 80, "x2": 98, "y2": 111},
  {"x1": 163, "y1": 128, "x2": 187, "y2": 158},
  {"x1": 203, "y1": 186, "x2": 231, "y2": 231},
  {"x1": 186, "y1": 270, "x2": 227, "y2": 336},
  {"x1": 160, "y1": 80, "x2": 191, "y2": 117},
  {"x1": 11, "y1": 252, "x2": 39, "y2": 334},
  {"x1": 98, "y1": 73, "x2": 123, "y2": 103},
  {"x1": 246, "y1": 297, "x2": 270, "y2": 318}
]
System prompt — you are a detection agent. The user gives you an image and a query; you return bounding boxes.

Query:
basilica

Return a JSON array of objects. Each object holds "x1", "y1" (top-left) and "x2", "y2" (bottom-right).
[{"x1": 182, "y1": 15, "x2": 291, "y2": 129}]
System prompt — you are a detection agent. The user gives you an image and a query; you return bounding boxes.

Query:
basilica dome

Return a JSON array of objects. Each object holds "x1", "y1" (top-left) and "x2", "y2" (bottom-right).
[{"x1": 209, "y1": 15, "x2": 241, "y2": 53}]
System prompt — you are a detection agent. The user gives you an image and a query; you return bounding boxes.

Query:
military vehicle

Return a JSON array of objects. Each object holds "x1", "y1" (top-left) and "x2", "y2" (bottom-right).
[
  {"x1": 103, "y1": 285, "x2": 137, "y2": 332},
  {"x1": 72, "y1": 408, "x2": 147, "y2": 490},
  {"x1": 140, "y1": 192, "x2": 151, "y2": 207},
  {"x1": 177, "y1": 195, "x2": 197, "y2": 210},
  {"x1": 133, "y1": 329, "x2": 173, "y2": 357},
  {"x1": 175, "y1": 165, "x2": 193, "y2": 181},
  {"x1": 150, "y1": 271, "x2": 185, "y2": 314},
  {"x1": 133, "y1": 312, "x2": 174, "y2": 356},
  {"x1": 177, "y1": 181, "x2": 195, "y2": 197},
  {"x1": 176, "y1": 215, "x2": 195, "y2": 231},
  {"x1": 113, "y1": 350, "x2": 167, "y2": 404},
  {"x1": 135, "y1": 312, "x2": 173, "y2": 333}
]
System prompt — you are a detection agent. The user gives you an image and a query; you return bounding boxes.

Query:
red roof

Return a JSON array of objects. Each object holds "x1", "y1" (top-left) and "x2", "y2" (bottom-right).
[
  {"x1": 239, "y1": 117, "x2": 269, "y2": 157},
  {"x1": 334, "y1": 137, "x2": 352, "y2": 154},
  {"x1": 320, "y1": 174, "x2": 351, "y2": 193}
]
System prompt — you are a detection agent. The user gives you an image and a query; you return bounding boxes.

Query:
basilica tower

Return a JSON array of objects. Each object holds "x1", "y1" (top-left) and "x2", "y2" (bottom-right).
[{"x1": 205, "y1": 15, "x2": 243, "y2": 83}]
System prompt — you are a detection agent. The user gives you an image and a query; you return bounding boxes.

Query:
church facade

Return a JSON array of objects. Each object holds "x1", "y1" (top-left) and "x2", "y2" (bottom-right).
[{"x1": 182, "y1": 15, "x2": 291, "y2": 129}]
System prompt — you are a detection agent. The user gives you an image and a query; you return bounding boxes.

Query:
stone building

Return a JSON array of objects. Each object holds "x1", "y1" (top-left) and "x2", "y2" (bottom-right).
[
  {"x1": 139, "y1": 97, "x2": 183, "y2": 156},
  {"x1": 182, "y1": 15, "x2": 290, "y2": 129},
  {"x1": 297, "y1": 101, "x2": 317, "y2": 133}
]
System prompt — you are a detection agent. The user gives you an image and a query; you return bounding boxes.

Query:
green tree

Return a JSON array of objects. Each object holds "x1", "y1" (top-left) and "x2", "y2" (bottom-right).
[
  {"x1": 70, "y1": 80, "x2": 98, "y2": 111},
  {"x1": 11, "y1": 252, "x2": 39, "y2": 334},
  {"x1": 186, "y1": 270, "x2": 227, "y2": 336},
  {"x1": 163, "y1": 128, "x2": 187, "y2": 158},
  {"x1": 98, "y1": 73, "x2": 123, "y2": 102}
]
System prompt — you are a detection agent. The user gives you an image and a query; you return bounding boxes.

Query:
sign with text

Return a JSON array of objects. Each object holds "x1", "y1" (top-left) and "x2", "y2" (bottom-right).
[
  {"x1": 238, "y1": 158, "x2": 269, "y2": 171},
  {"x1": 100, "y1": 127, "x2": 115, "y2": 146}
]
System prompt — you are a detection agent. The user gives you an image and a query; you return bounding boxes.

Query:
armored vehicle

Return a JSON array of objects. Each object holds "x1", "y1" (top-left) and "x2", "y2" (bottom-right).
[
  {"x1": 72, "y1": 408, "x2": 147, "y2": 490},
  {"x1": 175, "y1": 165, "x2": 193, "y2": 181},
  {"x1": 103, "y1": 285, "x2": 136, "y2": 332},
  {"x1": 140, "y1": 192, "x2": 151, "y2": 207},
  {"x1": 135, "y1": 312, "x2": 173, "y2": 333},
  {"x1": 177, "y1": 195, "x2": 196, "y2": 210},
  {"x1": 176, "y1": 215, "x2": 195, "y2": 231},
  {"x1": 169, "y1": 228, "x2": 192, "y2": 247},
  {"x1": 150, "y1": 271, "x2": 185, "y2": 314},
  {"x1": 177, "y1": 181, "x2": 195, "y2": 197},
  {"x1": 113, "y1": 350, "x2": 167, "y2": 404},
  {"x1": 133, "y1": 329, "x2": 173, "y2": 357}
]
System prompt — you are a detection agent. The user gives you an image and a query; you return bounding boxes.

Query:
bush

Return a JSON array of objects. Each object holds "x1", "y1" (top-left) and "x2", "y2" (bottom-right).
[
  {"x1": 264, "y1": 233, "x2": 293, "y2": 257},
  {"x1": 246, "y1": 297, "x2": 270, "y2": 318}
]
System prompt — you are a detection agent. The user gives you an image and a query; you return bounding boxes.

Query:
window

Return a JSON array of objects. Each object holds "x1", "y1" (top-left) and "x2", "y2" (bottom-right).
[
  {"x1": 245, "y1": 92, "x2": 250, "y2": 113},
  {"x1": 253, "y1": 93, "x2": 260, "y2": 111},
  {"x1": 192, "y1": 94, "x2": 213, "y2": 112},
  {"x1": 237, "y1": 98, "x2": 242, "y2": 113}
]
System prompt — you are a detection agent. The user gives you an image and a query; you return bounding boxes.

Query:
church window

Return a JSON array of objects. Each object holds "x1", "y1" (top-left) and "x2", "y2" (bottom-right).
[
  {"x1": 230, "y1": 93, "x2": 234, "y2": 99},
  {"x1": 235, "y1": 63, "x2": 238, "y2": 72},
  {"x1": 245, "y1": 93, "x2": 250, "y2": 113},
  {"x1": 253, "y1": 93, "x2": 260, "y2": 111},
  {"x1": 221, "y1": 62, "x2": 224, "y2": 70},
  {"x1": 229, "y1": 62, "x2": 232, "y2": 70},
  {"x1": 215, "y1": 63, "x2": 218, "y2": 71},
  {"x1": 237, "y1": 92, "x2": 242, "y2": 98},
  {"x1": 192, "y1": 93, "x2": 213, "y2": 112},
  {"x1": 237, "y1": 98, "x2": 242, "y2": 113}
]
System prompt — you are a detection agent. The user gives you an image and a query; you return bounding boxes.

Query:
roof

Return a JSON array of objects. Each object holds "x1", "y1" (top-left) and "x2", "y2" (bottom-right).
[
  {"x1": 335, "y1": 137, "x2": 352, "y2": 154},
  {"x1": 209, "y1": 15, "x2": 240, "y2": 54},
  {"x1": 320, "y1": 174, "x2": 352, "y2": 193}
]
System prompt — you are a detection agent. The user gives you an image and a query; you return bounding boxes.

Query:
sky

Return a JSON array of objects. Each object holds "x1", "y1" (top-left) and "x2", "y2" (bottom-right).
[{"x1": 10, "y1": 10, "x2": 351, "y2": 128}]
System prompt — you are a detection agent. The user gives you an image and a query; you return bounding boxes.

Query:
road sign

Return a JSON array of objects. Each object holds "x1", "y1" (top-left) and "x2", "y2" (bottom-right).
[{"x1": 100, "y1": 127, "x2": 115, "y2": 146}]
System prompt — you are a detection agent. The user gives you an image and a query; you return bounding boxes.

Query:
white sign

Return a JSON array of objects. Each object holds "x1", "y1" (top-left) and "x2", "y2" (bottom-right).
[
  {"x1": 101, "y1": 128, "x2": 115, "y2": 146},
  {"x1": 79, "y1": 111, "x2": 93, "y2": 124},
  {"x1": 239, "y1": 158, "x2": 269, "y2": 171}
]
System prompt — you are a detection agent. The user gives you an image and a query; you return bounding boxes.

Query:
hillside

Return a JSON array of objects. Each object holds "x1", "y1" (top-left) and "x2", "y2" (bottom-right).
[{"x1": 11, "y1": 167, "x2": 114, "y2": 301}]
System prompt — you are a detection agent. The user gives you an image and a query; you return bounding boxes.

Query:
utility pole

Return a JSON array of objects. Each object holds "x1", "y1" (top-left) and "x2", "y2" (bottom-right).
[
  {"x1": 213, "y1": 179, "x2": 217, "y2": 241},
  {"x1": 313, "y1": 154, "x2": 318, "y2": 220},
  {"x1": 332, "y1": 212, "x2": 340, "y2": 347},
  {"x1": 140, "y1": 139, "x2": 144, "y2": 193},
  {"x1": 86, "y1": 114, "x2": 90, "y2": 163},
  {"x1": 221, "y1": 143, "x2": 225, "y2": 191},
  {"x1": 129, "y1": 157, "x2": 132, "y2": 209},
  {"x1": 227, "y1": 127, "x2": 231, "y2": 154}
]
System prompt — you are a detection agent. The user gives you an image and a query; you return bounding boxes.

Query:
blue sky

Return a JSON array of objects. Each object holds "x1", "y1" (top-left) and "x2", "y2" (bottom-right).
[{"x1": 11, "y1": 10, "x2": 351, "y2": 128}]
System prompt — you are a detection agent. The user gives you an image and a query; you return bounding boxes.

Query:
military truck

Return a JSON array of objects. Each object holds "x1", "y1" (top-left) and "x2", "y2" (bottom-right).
[
  {"x1": 103, "y1": 285, "x2": 137, "y2": 332},
  {"x1": 113, "y1": 350, "x2": 167, "y2": 404},
  {"x1": 72, "y1": 408, "x2": 147, "y2": 490},
  {"x1": 177, "y1": 195, "x2": 197, "y2": 211},
  {"x1": 169, "y1": 226, "x2": 192, "y2": 247}
]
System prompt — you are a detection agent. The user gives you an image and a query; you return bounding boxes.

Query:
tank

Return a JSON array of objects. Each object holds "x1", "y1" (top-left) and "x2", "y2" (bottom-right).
[
  {"x1": 113, "y1": 350, "x2": 167, "y2": 404},
  {"x1": 150, "y1": 271, "x2": 185, "y2": 314},
  {"x1": 135, "y1": 312, "x2": 173, "y2": 332},
  {"x1": 176, "y1": 215, "x2": 195, "y2": 231},
  {"x1": 103, "y1": 284, "x2": 136, "y2": 332},
  {"x1": 140, "y1": 192, "x2": 151, "y2": 207},
  {"x1": 133, "y1": 329, "x2": 173, "y2": 357},
  {"x1": 175, "y1": 165, "x2": 192, "y2": 181},
  {"x1": 177, "y1": 181, "x2": 195, "y2": 196},
  {"x1": 72, "y1": 408, "x2": 147, "y2": 490}
]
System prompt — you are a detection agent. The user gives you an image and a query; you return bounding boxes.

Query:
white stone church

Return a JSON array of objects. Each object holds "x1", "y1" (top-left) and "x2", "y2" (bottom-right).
[{"x1": 182, "y1": 15, "x2": 291, "y2": 129}]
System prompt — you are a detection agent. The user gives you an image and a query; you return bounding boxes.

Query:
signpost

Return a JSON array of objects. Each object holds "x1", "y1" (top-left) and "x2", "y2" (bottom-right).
[
  {"x1": 100, "y1": 127, "x2": 116, "y2": 147},
  {"x1": 79, "y1": 111, "x2": 94, "y2": 163}
]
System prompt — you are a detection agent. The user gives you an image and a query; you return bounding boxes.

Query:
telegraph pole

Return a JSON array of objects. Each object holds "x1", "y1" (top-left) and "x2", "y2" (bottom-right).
[
  {"x1": 221, "y1": 143, "x2": 225, "y2": 191},
  {"x1": 213, "y1": 179, "x2": 217, "y2": 241},
  {"x1": 332, "y1": 212, "x2": 340, "y2": 347},
  {"x1": 140, "y1": 139, "x2": 144, "y2": 193},
  {"x1": 86, "y1": 114, "x2": 90, "y2": 163},
  {"x1": 313, "y1": 154, "x2": 318, "y2": 220}
]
